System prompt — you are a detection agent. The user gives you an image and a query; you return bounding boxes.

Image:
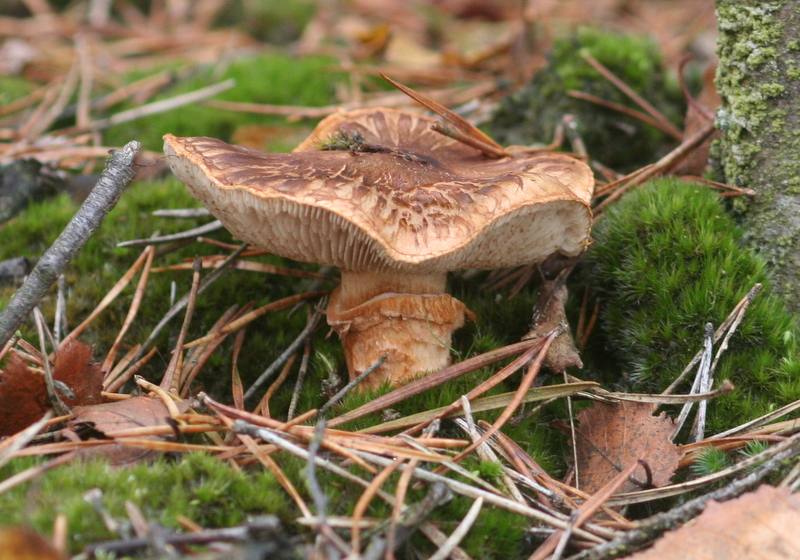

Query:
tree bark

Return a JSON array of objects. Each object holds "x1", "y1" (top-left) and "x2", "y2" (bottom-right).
[{"x1": 715, "y1": 1, "x2": 800, "y2": 312}]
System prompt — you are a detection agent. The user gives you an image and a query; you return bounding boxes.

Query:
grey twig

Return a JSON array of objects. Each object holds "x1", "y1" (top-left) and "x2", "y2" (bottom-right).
[
  {"x1": 317, "y1": 355, "x2": 387, "y2": 418},
  {"x1": 116, "y1": 220, "x2": 223, "y2": 247},
  {"x1": 244, "y1": 306, "x2": 324, "y2": 401},
  {"x1": 0, "y1": 141, "x2": 140, "y2": 348}
]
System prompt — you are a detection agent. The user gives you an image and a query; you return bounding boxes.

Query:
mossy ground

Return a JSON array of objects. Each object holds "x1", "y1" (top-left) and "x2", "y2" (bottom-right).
[
  {"x1": 0, "y1": 453, "x2": 290, "y2": 552},
  {"x1": 583, "y1": 178, "x2": 800, "y2": 435},
  {"x1": 488, "y1": 28, "x2": 686, "y2": 171}
]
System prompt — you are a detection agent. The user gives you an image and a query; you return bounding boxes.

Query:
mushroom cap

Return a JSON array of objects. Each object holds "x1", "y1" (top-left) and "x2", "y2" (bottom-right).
[{"x1": 163, "y1": 108, "x2": 593, "y2": 274}]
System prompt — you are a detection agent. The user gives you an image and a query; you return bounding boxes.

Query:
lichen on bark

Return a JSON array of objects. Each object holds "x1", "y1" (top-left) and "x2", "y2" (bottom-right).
[{"x1": 715, "y1": 1, "x2": 800, "y2": 312}]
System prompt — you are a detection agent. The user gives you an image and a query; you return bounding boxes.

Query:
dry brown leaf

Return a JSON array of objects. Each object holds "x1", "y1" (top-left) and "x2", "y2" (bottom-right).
[
  {"x1": 0, "y1": 340, "x2": 105, "y2": 437},
  {"x1": 0, "y1": 526, "x2": 65, "y2": 560},
  {"x1": 52, "y1": 339, "x2": 105, "y2": 407},
  {"x1": 68, "y1": 396, "x2": 189, "y2": 464},
  {"x1": 573, "y1": 401, "x2": 682, "y2": 494},
  {"x1": 0, "y1": 354, "x2": 50, "y2": 437},
  {"x1": 628, "y1": 485, "x2": 800, "y2": 559}
]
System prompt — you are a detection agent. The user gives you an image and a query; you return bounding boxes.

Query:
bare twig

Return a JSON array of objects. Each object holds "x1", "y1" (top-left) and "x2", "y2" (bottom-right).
[
  {"x1": 116, "y1": 220, "x2": 223, "y2": 247},
  {"x1": 0, "y1": 141, "x2": 140, "y2": 348},
  {"x1": 317, "y1": 355, "x2": 387, "y2": 418},
  {"x1": 243, "y1": 306, "x2": 324, "y2": 401}
]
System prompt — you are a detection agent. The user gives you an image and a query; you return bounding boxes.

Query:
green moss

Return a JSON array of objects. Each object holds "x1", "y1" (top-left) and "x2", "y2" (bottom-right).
[
  {"x1": 0, "y1": 178, "x2": 338, "y2": 394},
  {"x1": 103, "y1": 53, "x2": 345, "y2": 151},
  {"x1": 690, "y1": 447, "x2": 732, "y2": 477},
  {"x1": 0, "y1": 75, "x2": 32, "y2": 105},
  {"x1": 489, "y1": 28, "x2": 685, "y2": 171},
  {"x1": 584, "y1": 178, "x2": 800, "y2": 434},
  {"x1": 0, "y1": 452, "x2": 290, "y2": 552}
]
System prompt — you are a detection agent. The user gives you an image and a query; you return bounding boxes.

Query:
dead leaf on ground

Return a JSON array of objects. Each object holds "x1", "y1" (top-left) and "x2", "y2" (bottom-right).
[
  {"x1": 67, "y1": 396, "x2": 189, "y2": 465},
  {"x1": 573, "y1": 401, "x2": 682, "y2": 494},
  {"x1": 628, "y1": 485, "x2": 800, "y2": 559},
  {"x1": 0, "y1": 340, "x2": 105, "y2": 437}
]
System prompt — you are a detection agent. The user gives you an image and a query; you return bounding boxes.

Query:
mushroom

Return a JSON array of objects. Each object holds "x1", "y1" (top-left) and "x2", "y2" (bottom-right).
[{"x1": 163, "y1": 107, "x2": 593, "y2": 391}]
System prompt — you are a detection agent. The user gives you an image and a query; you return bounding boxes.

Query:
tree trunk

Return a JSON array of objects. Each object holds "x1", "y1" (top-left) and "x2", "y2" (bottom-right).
[{"x1": 715, "y1": 1, "x2": 800, "y2": 312}]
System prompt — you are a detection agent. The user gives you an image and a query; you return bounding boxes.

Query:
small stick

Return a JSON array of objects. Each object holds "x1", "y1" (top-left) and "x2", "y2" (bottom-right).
[
  {"x1": 317, "y1": 356, "x2": 387, "y2": 418},
  {"x1": 287, "y1": 342, "x2": 312, "y2": 421},
  {"x1": 428, "y1": 496, "x2": 483, "y2": 560},
  {"x1": 117, "y1": 220, "x2": 223, "y2": 247},
  {"x1": 0, "y1": 141, "x2": 140, "y2": 348},
  {"x1": 33, "y1": 308, "x2": 70, "y2": 417},
  {"x1": 566, "y1": 90, "x2": 681, "y2": 140},
  {"x1": 53, "y1": 275, "x2": 67, "y2": 346},
  {"x1": 162, "y1": 257, "x2": 202, "y2": 392},
  {"x1": 243, "y1": 308, "x2": 324, "y2": 401},
  {"x1": 102, "y1": 245, "x2": 155, "y2": 374},
  {"x1": 151, "y1": 208, "x2": 211, "y2": 218}
]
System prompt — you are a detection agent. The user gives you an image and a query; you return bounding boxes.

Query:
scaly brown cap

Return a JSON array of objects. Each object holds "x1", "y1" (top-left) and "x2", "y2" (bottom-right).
[{"x1": 163, "y1": 108, "x2": 593, "y2": 275}]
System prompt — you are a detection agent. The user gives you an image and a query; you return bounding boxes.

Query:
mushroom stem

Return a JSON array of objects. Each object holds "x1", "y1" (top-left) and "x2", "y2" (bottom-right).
[{"x1": 327, "y1": 271, "x2": 472, "y2": 390}]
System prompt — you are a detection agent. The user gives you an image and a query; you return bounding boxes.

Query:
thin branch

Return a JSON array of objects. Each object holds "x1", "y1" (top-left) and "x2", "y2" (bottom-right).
[{"x1": 0, "y1": 141, "x2": 140, "y2": 348}]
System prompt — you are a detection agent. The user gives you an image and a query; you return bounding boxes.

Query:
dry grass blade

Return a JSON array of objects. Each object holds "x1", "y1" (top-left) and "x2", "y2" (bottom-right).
[
  {"x1": 60, "y1": 243, "x2": 153, "y2": 349},
  {"x1": 380, "y1": 73, "x2": 507, "y2": 157},
  {"x1": 605, "y1": 432, "x2": 800, "y2": 507},
  {"x1": 580, "y1": 52, "x2": 682, "y2": 140},
  {"x1": 361, "y1": 381, "x2": 598, "y2": 434},
  {"x1": 104, "y1": 347, "x2": 157, "y2": 393},
  {"x1": 215, "y1": 413, "x2": 313, "y2": 518},
  {"x1": 183, "y1": 291, "x2": 328, "y2": 350},
  {"x1": 0, "y1": 412, "x2": 52, "y2": 469},
  {"x1": 351, "y1": 459, "x2": 403, "y2": 552},
  {"x1": 350, "y1": 449, "x2": 608, "y2": 544},
  {"x1": 0, "y1": 452, "x2": 77, "y2": 497},
  {"x1": 162, "y1": 258, "x2": 202, "y2": 392},
  {"x1": 566, "y1": 90, "x2": 680, "y2": 139},
  {"x1": 530, "y1": 461, "x2": 640, "y2": 560},
  {"x1": 328, "y1": 338, "x2": 546, "y2": 428},
  {"x1": 401, "y1": 340, "x2": 547, "y2": 436},
  {"x1": 178, "y1": 304, "x2": 243, "y2": 398},
  {"x1": 153, "y1": 258, "x2": 332, "y2": 280},
  {"x1": 84, "y1": 79, "x2": 236, "y2": 132},
  {"x1": 102, "y1": 245, "x2": 155, "y2": 374},
  {"x1": 428, "y1": 496, "x2": 483, "y2": 560},
  {"x1": 442, "y1": 331, "x2": 555, "y2": 470},
  {"x1": 592, "y1": 121, "x2": 716, "y2": 215}
]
